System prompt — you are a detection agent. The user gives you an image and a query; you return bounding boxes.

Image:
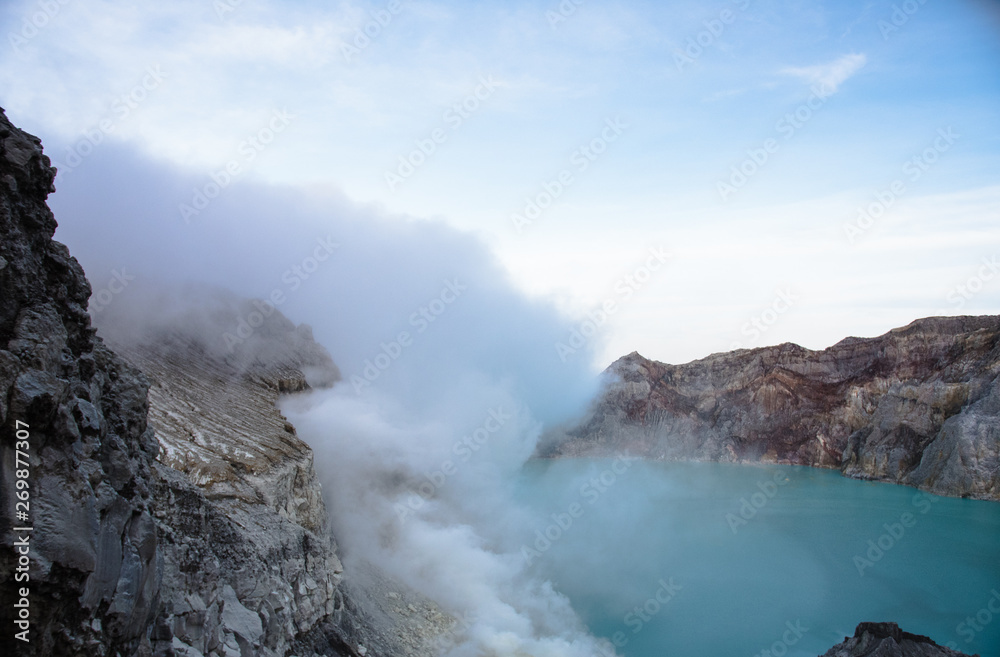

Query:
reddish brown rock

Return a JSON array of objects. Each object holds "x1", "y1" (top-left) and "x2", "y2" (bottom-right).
[{"x1": 546, "y1": 316, "x2": 1000, "y2": 500}]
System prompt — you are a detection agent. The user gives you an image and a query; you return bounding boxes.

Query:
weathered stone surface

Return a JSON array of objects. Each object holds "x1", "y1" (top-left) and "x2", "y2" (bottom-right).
[
  {"x1": 95, "y1": 296, "x2": 346, "y2": 657},
  {"x1": 96, "y1": 291, "x2": 453, "y2": 657},
  {"x1": 1, "y1": 107, "x2": 450, "y2": 657},
  {"x1": 820, "y1": 622, "x2": 977, "y2": 657},
  {"x1": 548, "y1": 317, "x2": 1000, "y2": 500},
  {"x1": 0, "y1": 107, "x2": 160, "y2": 657}
]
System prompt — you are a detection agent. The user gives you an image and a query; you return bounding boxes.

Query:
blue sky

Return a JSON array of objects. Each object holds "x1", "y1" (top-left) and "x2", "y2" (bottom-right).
[{"x1": 2, "y1": 0, "x2": 998, "y2": 366}]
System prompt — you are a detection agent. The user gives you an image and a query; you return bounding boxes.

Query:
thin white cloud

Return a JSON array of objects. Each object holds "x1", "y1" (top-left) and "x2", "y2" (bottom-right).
[
  {"x1": 780, "y1": 53, "x2": 867, "y2": 94},
  {"x1": 703, "y1": 87, "x2": 747, "y2": 102}
]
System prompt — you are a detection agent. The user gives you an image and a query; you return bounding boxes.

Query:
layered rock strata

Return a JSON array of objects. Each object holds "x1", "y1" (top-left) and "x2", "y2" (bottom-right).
[
  {"x1": 97, "y1": 293, "x2": 454, "y2": 657},
  {"x1": 546, "y1": 317, "x2": 1000, "y2": 500}
]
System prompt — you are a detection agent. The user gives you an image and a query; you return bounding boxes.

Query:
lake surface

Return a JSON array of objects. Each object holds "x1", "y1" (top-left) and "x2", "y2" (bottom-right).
[{"x1": 515, "y1": 459, "x2": 1000, "y2": 657}]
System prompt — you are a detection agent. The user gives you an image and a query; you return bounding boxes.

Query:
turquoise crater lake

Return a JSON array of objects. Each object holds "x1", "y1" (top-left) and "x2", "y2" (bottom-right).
[{"x1": 516, "y1": 459, "x2": 1000, "y2": 657}]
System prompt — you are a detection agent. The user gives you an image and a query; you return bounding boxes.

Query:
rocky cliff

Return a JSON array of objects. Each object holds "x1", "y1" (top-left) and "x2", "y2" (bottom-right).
[
  {"x1": 822, "y1": 623, "x2": 976, "y2": 657},
  {"x1": 93, "y1": 287, "x2": 454, "y2": 657},
  {"x1": 545, "y1": 317, "x2": 1000, "y2": 500},
  {"x1": 1, "y1": 109, "x2": 160, "y2": 655},
  {"x1": 0, "y1": 108, "x2": 450, "y2": 657},
  {"x1": 98, "y1": 292, "x2": 346, "y2": 657}
]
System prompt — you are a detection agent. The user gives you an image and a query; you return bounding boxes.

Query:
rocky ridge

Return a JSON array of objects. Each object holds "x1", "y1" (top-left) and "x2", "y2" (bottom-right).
[
  {"x1": 546, "y1": 316, "x2": 1000, "y2": 500},
  {"x1": 0, "y1": 107, "x2": 451, "y2": 657},
  {"x1": 94, "y1": 288, "x2": 455, "y2": 657},
  {"x1": 822, "y1": 623, "x2": 977, "y2": 657},
  {"x1": 104, "y1": 304, "x2": 346, "y2": 657},
  {"x1": 1, "y1": 108, "x2": 160, "y2": 656}
]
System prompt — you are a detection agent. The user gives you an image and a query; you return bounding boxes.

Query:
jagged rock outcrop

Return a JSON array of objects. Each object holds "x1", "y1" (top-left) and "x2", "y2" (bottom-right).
[
  {"x1": 821, "y1": 622, "x2": 977, "y2": 657},
  {"x1": 0, "y1": 108, "x2": 160, "y2": 656},
  {"x1": 94, "y1": 288, "x2": 456, "y2": 657},
  {"x1": 0, "y1": 107, "x2": 451, "y2": 657},
  {"x1": 546, "y1": 317, "x2": 1000, "y2": 500},
  {"x1": 95, "y1": 289, "x2": 451, "y2": 657},
  {"x1": 96, "y1": 297, "x2": 345, "y2": 657}
]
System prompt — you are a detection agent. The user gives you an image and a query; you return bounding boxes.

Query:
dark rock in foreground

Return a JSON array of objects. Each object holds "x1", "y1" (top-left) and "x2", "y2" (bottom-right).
[
  {"x1": 0, "y1": 107, "x2": 452, "y2": 656},
  {"x1": 821, "y1": 622, "x2": 977, "y2": 657},
  {"x1": 546, "y1": 318, "x2": 1000, "y2": 500},
  {"x1": 1, "y1": 107, "x2": 160, "y2": 655}
]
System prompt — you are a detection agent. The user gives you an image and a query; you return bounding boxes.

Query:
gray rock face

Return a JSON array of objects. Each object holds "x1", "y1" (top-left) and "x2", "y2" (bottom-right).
[
  {"x1": 547, "y1": 317, "x2": 1000, "y2": 500},
  {"x1": 0, "y1": 107, "x2": 160, "y2": 656},
  {"x1": 96, "y1": 288, "x2": 456, "y2": 657},
  {"x1": 95, "y1": 294, "x2": 346, "y2": 657},
  {"x1": 821, "y1": 623, "x2": 977, "y2": 657},
  {"x1": 0, "y1": 108, "x2": 450, "y2": 657}
]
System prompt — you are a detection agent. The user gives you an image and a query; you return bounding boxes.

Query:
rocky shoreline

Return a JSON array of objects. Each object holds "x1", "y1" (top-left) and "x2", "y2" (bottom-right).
[{"x1": 544, "y1": 316, "x2": 1000, "y2": 501}]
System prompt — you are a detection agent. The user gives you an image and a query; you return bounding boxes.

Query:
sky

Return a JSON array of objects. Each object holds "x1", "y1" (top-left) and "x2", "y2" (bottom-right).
[{"x1": 1, "y1": 0, "x2": 999, "y2": 368}]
